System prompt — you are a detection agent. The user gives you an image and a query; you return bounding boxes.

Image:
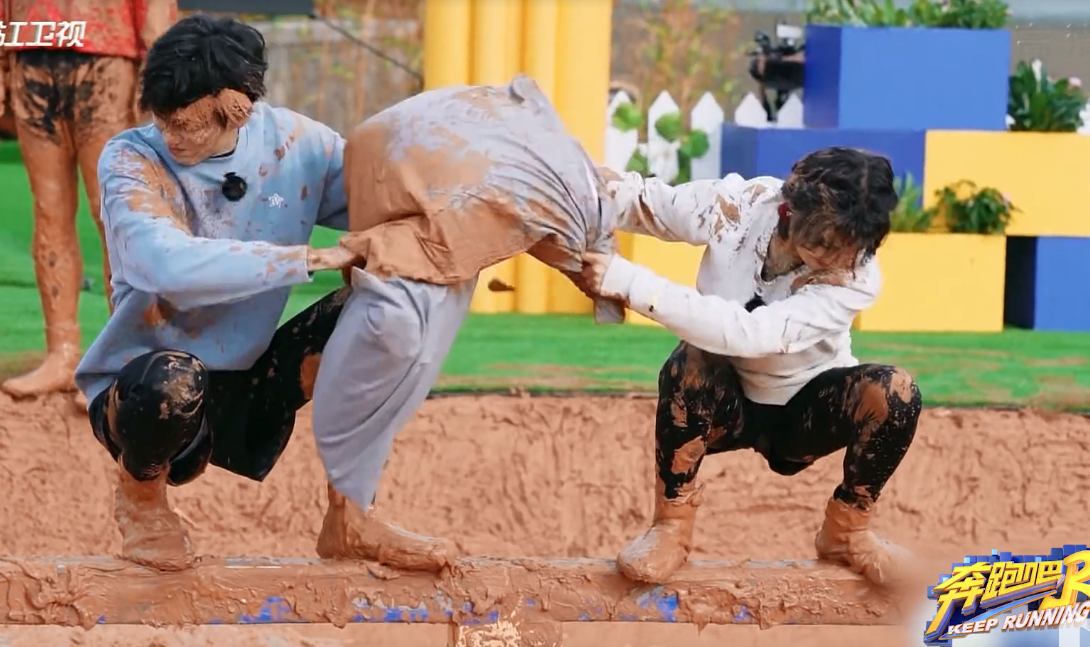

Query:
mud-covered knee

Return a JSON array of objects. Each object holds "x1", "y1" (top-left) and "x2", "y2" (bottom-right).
[
  {"x1": 659, "y1": 344, "x2": 730, "y2": 396},
  {"x1": 139, "y1": 350, "x2": 209, "y2": 418},
  {"x1": 887, "y1": 367, "x2": 922, "y2": 410}
]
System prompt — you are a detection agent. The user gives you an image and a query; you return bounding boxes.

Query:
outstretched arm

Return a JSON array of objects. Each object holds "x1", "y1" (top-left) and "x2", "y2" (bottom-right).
[
  {"x1": 597, "y1": 255, "x2": 878, "y2": 358},
  {"x1": 101, "y1": 145, "x2": 316, "y2": 311},
  {"x1": 602, "y1": 170, "x2": 781, "y2": 245}
]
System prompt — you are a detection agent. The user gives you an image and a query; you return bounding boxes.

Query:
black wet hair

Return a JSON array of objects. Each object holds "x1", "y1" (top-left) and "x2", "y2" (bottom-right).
[
  {"x1": 139, "y1": 14, "x2": 268, "y2": 116},
  {"x1": 781, "y1": 146, "x2": 896, "y2": 259}
]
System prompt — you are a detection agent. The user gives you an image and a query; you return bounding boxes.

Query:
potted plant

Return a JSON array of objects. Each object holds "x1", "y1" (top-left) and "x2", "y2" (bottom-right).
[
  {"x1": 857, "y1": 179, "x2": 1012, "y2": 332},
  {"x1": 611, "y1": 102, "x2": 715, "y2": 327},
  {"x1": 923, "y1": 60, "x2": 1090, "y2": 237},
  {"x1": 803, "y1": 0, "x2": 1012, "y2": 130}
]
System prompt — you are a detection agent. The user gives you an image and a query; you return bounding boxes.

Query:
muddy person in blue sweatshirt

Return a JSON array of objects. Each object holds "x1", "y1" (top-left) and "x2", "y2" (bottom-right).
[{"x1": 74, "y1": 15, "x2": 377, "y2": 571}]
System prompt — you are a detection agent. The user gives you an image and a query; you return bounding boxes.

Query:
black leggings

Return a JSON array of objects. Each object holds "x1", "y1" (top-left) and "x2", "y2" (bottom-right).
[
  {"x1": 656, "y1": 342, "x2": 922, "y2": 510},
  {"x1": 88, "y1": 288, "x2": 350, "y2": 485}
]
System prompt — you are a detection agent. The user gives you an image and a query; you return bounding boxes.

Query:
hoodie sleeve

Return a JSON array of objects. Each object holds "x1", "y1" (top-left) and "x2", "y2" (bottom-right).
[
  {"x1": 312, "y1": 120, "x2": 350, "y2": 231},
  {"x1": 100, "y1": 141, "x2": 313, "y2": 311},
  {"x1": 600, "y1": 255, "x2": 880, "y2": 358},
  {"x1": 603, "y1": 170, "x2": 782, "y2": 246}
]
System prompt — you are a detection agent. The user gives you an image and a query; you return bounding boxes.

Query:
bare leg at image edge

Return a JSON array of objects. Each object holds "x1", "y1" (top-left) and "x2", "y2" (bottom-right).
[
  {"x1": 616, "y1": 343, "x2": 922, "y2": 587},
  {"x1": 0, "y1": 51, "x2": 138, "y2": 406}
]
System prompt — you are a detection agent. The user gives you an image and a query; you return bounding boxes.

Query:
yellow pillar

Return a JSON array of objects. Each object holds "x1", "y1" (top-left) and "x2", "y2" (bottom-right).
[
  {"x1": 511, "y1": 0, "x2": 558, "y2": 315},
  {"x1": 522, "y1": 0, "x2": 557, "y2": 98},
  {"x1": 548, "y1": 0, "x2": 613, "y2": 314},
  {"x1": 423, "y1": 0, "x2": 471, "y2": 90},
  {"x1": 468, "y1": 0, "x2": 516, "y2": 313}
]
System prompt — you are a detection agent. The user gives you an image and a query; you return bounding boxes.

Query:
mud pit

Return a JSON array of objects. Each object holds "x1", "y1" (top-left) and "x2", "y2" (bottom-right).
[{"x1": 0, "y1": 393, "x2": 1087, "y2": 646}]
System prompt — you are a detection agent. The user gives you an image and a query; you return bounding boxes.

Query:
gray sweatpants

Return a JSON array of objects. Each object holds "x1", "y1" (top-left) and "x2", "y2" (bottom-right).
[{"x1": 311, "y1": 267, "x2": 476, "y2": 512}]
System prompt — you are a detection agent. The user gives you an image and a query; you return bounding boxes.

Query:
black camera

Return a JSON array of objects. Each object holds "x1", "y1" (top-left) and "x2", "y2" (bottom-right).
[{"x1": 748, "y1": 25, "x2": 806, "y2": 122}]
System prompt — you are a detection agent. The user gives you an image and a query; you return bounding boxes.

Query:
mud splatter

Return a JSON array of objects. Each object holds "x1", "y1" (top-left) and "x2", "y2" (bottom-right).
[
  {"x1": 487, "y1": 278, "x2": 515, "y2": 292},
  {"x1": 299, "y1": 353, "x2": 322, "y2": 400},
  {"x1": 671, "y1": 437, "x2": 706, "y2": 475},
  {"x1": 159, "y1": 89, "x2": 252, "y2": 164},
  {"x1": 0, "y1": 395, "x2": 1088, "y2": 646},
  {"x1": 889, "y1": 369, "x2": 916, "y2": 404}
]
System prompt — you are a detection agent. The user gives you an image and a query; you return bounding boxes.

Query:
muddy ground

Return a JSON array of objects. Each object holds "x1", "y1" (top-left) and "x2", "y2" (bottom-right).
[{"x1": 0, "y1": 393, "x2": 1086, "y2": 646}]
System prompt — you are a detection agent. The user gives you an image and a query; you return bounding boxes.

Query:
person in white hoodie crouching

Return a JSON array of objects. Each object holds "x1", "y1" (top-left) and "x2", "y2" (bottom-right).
[{"x1": 581, "y1": 146, "x2": 922, "y2": 587}]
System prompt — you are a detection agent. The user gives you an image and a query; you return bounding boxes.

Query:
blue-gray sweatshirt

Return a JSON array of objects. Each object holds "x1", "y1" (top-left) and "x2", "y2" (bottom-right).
[{"x1": 75, "y1": 102, "x2": 349, "y2": 404}]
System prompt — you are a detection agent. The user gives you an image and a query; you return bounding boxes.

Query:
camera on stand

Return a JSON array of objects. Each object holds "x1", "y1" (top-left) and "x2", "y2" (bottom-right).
[{"x1": 748, "y1": 23, "x2": 805, "y2": 123}]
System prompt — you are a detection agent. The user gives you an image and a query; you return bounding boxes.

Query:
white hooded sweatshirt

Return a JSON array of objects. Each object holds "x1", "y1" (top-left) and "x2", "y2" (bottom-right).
[{"x1": 599, "y1": 171, "x2": 882, "y2": 406}]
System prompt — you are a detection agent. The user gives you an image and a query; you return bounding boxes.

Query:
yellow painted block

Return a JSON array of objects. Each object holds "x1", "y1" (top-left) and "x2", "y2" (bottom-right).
[
  {"x1": 515, "y1": 254, "x2": 549, "y2": 313},
  {"x1": 547, "y1": 269, "x2": 593, "y2": 314},
  {"x1": 470, "y1": 0, "x2": 508, "y2": 85},
  {"x1": 470, "y1": 258, "x2": 516, "y2": 313},
  {"x1": 423, "y1": 0, "x2": 471, "y2": 89},
  {"x1": 923, "y1": 131, "x2": 1090, "y2": 237},
  {"x1": 625, "y1": 235, "x2": 705, "y2": 327},
  {"x1": 521, "y1": 0, "x2": 558, "y2": 99},
  {"x1": 856, "y1": 233, "x2": 1005, "y2": 332},
  {"x1": 554, "y1": 0, "x2": 612, "y2": 162}
]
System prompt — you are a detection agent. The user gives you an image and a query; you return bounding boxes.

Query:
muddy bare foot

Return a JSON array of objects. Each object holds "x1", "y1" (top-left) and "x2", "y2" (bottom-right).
[
  {"x1": 114, "y1": 462, "x2": 194, "y2": 572},
  {"x1": 616, "y1": 481, "x2": 702, "y2": 584},
  {"x1": 814, "y1": 497, "x2": 911, "y2": 587},
  {"x1": 1, "y1": 352, "x2": 78, "y2": 398},
  {"x1": 72, "y1": 390, "x2": 88, "y2": 412},
  {"x1": 316, "y1": 483, "x2": 458, "y2": 571}
]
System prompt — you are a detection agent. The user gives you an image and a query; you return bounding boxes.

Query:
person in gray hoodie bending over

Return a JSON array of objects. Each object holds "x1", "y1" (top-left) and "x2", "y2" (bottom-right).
[{"x1": 307, "y1": 75, "x2": 623, "y2": 572}]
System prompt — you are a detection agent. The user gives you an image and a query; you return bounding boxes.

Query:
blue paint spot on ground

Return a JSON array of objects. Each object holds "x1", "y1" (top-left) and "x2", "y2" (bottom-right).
[
  {"x1": 636, "y1": 587, "x2": 679, "y2": 622},
  {"x1": 239, "y1": 596, "x2": 298, "y2": 624}
]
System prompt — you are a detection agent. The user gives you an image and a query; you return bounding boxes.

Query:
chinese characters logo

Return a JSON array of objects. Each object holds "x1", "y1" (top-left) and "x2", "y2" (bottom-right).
[
  {"x1": 0, "y1": 21, "x2": 86, "y2": 48},
  {"x1": 925, "y1": 546, "x2": 1090, "y2": 645}
]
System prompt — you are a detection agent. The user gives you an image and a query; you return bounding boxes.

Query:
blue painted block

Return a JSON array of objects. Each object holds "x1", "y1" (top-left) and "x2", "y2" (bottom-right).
[
  {"x1": 720, "y1": 124, "x2": 926, "y2": 193},
  {"x1": 803, "y1": 25, "x2": 1011, "y2": 131},
  {"x1": 1005, "y1": 237, "x2": 1090, "y2": 332}
]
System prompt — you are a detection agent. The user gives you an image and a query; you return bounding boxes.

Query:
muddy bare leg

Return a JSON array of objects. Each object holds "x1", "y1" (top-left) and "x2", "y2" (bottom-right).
[
  {"x1": 78, "y1": 136, "x2": 119, "y2": 307},
  {"x1": 2, "y1": 125, "x2": 81, "y2": 398},
  {"x1": 617, "y1": 343, "x2": 743, "y2": 583},
  {"x1": 73, "y1": 55, "x2": 139, "y2": 308}
]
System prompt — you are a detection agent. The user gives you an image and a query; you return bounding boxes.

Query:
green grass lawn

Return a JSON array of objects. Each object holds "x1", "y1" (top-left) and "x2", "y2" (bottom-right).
[{"x1": 0, "y1": 150, "x2": 1088, "y2": 410}]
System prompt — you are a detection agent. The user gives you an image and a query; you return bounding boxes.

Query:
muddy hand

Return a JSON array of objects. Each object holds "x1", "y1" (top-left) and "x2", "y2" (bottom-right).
[
  {"x1": 564, "y1": 252, "x2": 620, "y2": 301},
  {"x1": 308, "y1": 242, "x2": 362, "y2": 274}
]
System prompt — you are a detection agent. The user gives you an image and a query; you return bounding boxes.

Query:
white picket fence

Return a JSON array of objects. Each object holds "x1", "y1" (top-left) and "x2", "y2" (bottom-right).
[
  {"x1": 607, "y1": 80, "x2": 1090, "y2": 184},
  {"x1": 603, "y1": 90, "x2": 804, "y2": 183}
]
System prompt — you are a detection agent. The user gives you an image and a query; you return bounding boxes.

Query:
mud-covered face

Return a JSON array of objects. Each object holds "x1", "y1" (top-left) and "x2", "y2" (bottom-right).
[
  {"x1": 154, "y1": 89, "x2": 253, "y2": 165},
  {"x1": 784, "y1": 205, "x2": 862, "y2": 272}
]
